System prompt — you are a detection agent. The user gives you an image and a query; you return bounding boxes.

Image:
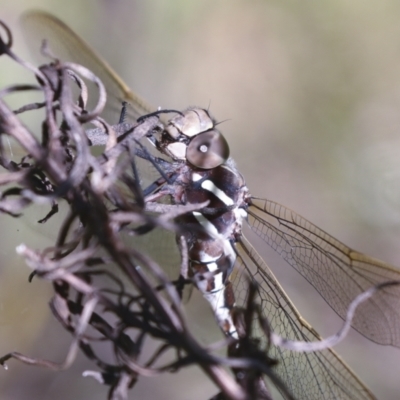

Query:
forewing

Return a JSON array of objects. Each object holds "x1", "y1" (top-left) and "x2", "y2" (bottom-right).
[
  {"x1": 21, "y1": 10, "x2": 152, "y2": 121},
  {"x1": 232, "y1": 237, "x2": 375, "y2": 400},
  {"x1": 20, "y1": 11, "x2": 184, "y2": 279},
  {"x1": 21, "y1": 11, "x2": 167, "y2": 191},
  {"x1": 247, "y1": 198, "x2": 400, "y2": 347}
]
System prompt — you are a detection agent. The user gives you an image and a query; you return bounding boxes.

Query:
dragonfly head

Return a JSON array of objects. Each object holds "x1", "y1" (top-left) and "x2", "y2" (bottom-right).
[{"x1": 157, "y1": 108, "x2": 230, "y2": 169}]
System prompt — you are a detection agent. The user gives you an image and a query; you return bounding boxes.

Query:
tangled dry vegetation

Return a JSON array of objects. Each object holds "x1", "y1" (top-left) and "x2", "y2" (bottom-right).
[{"x1": 0, "y1": 19, "x2": 290, "y2": 400}]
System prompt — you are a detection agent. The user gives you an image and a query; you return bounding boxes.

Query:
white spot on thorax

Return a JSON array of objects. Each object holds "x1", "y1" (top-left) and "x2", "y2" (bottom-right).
[
  {"x1": 201, "y1": 180, "x2": 234, "y2": 206},
  {"x1": 197, "y1": 250, "x2": 219, "y2": 263},
  {"x1": 192, "y1": 211, "x2": 220, "y2": 238},
  {"x1": 192, "y1": 172, "x2": 202, "y2": 182}
]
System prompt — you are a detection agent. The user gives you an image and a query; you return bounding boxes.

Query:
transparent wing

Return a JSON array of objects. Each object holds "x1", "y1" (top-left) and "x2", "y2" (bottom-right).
[
  {"x1": 21, "y1": 10, "x2": 153, "y2": 121},
  {"x1": 20, "y1": 10, "x2": 163, "y2": 191},
  {"x1": 233, "y1": 237, "x2": 376, "y2": 400},
  {"x1": 247, "y1": 197, "x2": 400, "y2": 347},
  {"x1": 19, "y1": 11, "x2": 185, "y2": 279}
]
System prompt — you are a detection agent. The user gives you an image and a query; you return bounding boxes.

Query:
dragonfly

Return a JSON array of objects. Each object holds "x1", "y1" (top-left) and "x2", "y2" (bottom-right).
[{"x1": 21, "y1": 10, "x2": 400, "y2": 400}]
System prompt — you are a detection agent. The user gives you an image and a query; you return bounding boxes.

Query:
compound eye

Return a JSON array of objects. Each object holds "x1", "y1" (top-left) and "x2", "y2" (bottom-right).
[{"x1": 186, "y1": 130, "x2": 230, "y2": 169}]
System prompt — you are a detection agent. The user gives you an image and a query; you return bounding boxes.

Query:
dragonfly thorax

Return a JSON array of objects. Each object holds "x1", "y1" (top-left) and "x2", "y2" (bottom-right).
[{"x1": 173, "y1": 162, "x2": 249, "y2": 248}]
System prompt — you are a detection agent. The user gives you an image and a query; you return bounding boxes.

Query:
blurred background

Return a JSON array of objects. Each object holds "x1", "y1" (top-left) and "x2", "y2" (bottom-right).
[{"x1": 1, "y1": 0, "x2": 400, "y2": 398}]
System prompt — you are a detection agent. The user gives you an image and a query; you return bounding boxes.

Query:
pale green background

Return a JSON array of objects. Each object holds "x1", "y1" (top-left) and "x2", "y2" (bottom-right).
[{"x1": 1, "y1": 0, "x2": 400, "y2": 399}]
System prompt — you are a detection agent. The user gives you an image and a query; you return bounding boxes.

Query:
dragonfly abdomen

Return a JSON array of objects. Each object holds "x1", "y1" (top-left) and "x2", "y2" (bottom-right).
[{"x1": 172, "y1": 161, "x2": 249, "y2": 337}]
